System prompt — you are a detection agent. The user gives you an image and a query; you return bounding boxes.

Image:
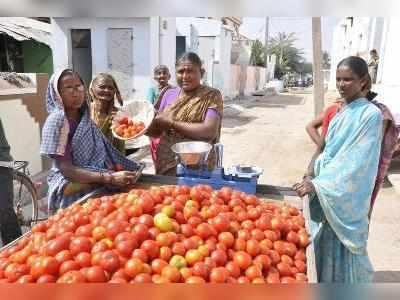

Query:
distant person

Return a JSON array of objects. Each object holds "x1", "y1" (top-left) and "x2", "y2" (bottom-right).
[
  {"x1": 306, "y1": 98, "x2": 344, "y2": 149},
  {"x1": 147, "y1": 65, "x2": 173, "y2": 108},
  {"x1": 368, "y1": 49, "x2": 379, "y2": 84},
  {"x1": 146, "y1": 52, "x2": 223, "y2": 175},
  {"x1": 89, "y1": 73, "x2": 125, "y2": 154},
  {"x1": 0, "y1": 118, "x2": 22, "y2": 245}
]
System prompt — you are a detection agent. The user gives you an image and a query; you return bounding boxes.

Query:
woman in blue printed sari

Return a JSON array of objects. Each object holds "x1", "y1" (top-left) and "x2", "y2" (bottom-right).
[
  {"x1": 293, "y1": 56, "x2": 383, "y2": 283},
  {"x1": 41, "y1": 69, "x2": 142, "y2": 213}
]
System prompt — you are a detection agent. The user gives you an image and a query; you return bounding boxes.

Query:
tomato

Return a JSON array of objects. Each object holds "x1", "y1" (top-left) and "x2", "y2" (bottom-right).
[
  {"x1": 217, "y1": 232, "x2": 234, "y2": 249},
  {"x1": 298, "y1": 232, "x2": 310, "y2": 248},
  {"x1": 36, "y1": 274, "x2": 56, "y2": 283},
  {"x1": 294, "y1": 260, "x2": 307, "y2": 273},
  {"x1": 171, "y1": 242, "x2": 186, "y2": 256},
  {"x1": 17, "y1": 274, "x2": 35, "y2": 283},
  {"x1": 5, "y1": 263, "x2": 29, "y2": 282},
  {"x1": 192, "y1": 262, "x2": 210, "y2": 280},
  {"x1": 253, "y1": 254, "x2": 270, "y2": 271},
  {"x1": 69, "y1": 236, "x2": 92, "y2": 256},
  {"x1": 232, "y1": 238, "x2": 246, "y2": 252},
  {"x1": 184, "y1": 275, "x2": 205, "y2": 283},
  {"x1": 210, "y1": 249, "x2": 227, "y2": 267},
  {"x1": 133, "y1": 273, "x2": 152, "y2": 283},
  {"x1": 127, "y1": 204, "x2": 143, "y2": 218},
  {"x1": 281, "y1": 254, "x2": 294, "y2": 266},
  {"x1": 233, "y1": 251, "x2": 252, "y2": 270},
  {"x1": 209, "y1": 267, "x2": 229, "y2": 283},
  {"x1": 257, "y1": 215, "x2": 272, "y2": 230},
  {"x1": 133, "y1": 224, "x2": 149, "y2": 242},
  {"x1": 73, "y1": 211, "x2": 90, "y2": 226},
  {"x1": 115, "y1": 240, "x2": 137, "y2": 258},
  {"x1": 169, "y1": 255, "x2": 187, "y2": 270},
  {"x1": 32, "y1": 222, "x2": 48, "y2": 233},
  {"x1": 266, "y1": 272, "x2": 281, "y2": 284},
  {"x1": 75, "y1": 252, "x2": 92, "y2": 268},
  {"x1": 59, "y1": 260, "x2": 80, "y2": 275},
  {"x1": 109, "y1": 277, "x2": 128, "y2": 283},
  {"x1": 41, "y1": 256, "x2": 59, "y2": 276},
  {"x1": 185, "y1": 249, "x2": 203, "y2": 266},
  {"x1": 137, "y1": 194, "x2": 155, "y2": 214},
  {"x1": 244, "y1": 265, "x2": 262, "y2": 280},
  {"x1": 92, "y1": 241, "x2": 110, "y2": 254},
  {"x1": 277, "y1": 262, "x2": 293, "y2": 277},
  {"x1": 132, "y1": 249, "x2": 148, "y2": 263},
  {"x1": 140, "y1": 240, "x2": 159, "y2": 260},
  {"x1": 295, "y1": 273, "x2": 308, "y2": 282},
  {"x1": 266, "y1": 250, "x2": 279, "y2": 266},
  {"x1": 281, "y1": 276, "x2": 296, "y2": 284},
  {"x1": 42, "y1": 236, "x2": 69, "y2": 257},
  {"x1": 225, "y1": 261, "x2": 241, "y2": 278},
  {"x1": 161, "y1": 266, "x2": 181, "y2": 283},
  {"x1": 151, "y1": 258, "x2": 168, "y2": 274},
  {"x1": 114, "y1": 232, "x2": 134, "y2": 244},
  {"x1": 75, "y1": 224, "x2": 94, "y2": 237},
  {"x1": 294, "y1": 250, "x2": 306, "y2": 262},
  {"x1": 92, "y1": 226, "x2": 107, "y2": 241},
  {"x1": 182, "y1": 238, "x2": 197, "y2": 251},
  {"x1": 100, "y1": 250, "x2": 120, "y2": 273},
  {"x1": 106, "y1": 220, "x2": 128, "y2": 239},
  {"x1": 85, "y1": 266, "x2": 108, "y2": 282},
  {"x1": 195, "y1": 223, "x2": 214, "y2": 240},
  {"x1": 125, "y1": 258, "x2": 144, "y2": 278},
  {"x1": 138, "y1": 214, "x2": 154, "y2": 228},
  {"x1": 57, "y1": 270, "x2": 87, "y2": 283},
  {"x1": 237, "y1": 276, "x2": 250, "y2": 283}
]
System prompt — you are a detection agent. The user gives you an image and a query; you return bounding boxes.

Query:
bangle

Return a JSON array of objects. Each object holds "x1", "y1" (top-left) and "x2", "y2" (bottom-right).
[{"x1": 100, "y1": 171, "x2": 112, "y2": 184}]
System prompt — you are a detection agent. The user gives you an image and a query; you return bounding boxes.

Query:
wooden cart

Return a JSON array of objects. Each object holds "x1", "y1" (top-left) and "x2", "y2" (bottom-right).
[{"x1": 0, "y1": 174, "x2": 318, "y2": 283}]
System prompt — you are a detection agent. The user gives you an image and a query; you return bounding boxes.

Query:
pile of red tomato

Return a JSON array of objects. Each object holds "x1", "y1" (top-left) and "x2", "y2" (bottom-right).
[
  {"x1": 0, "y1": 185, "x2": 310, "y2": 284},
  {"x1": 112, "y1": 116, "x2": 145, "y2": 139}
]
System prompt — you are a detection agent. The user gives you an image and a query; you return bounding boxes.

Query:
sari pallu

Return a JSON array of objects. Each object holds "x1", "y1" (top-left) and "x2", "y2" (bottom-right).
[
  {"x1": 369, "y1": 101, "x2": 399, "y2": 215},
  {"x1": 155, "y1": 85, "x2": 223, "y2": 175},
  {"x1": 310, "y1": 98, "x2": 383, "y2": 283},
  {"x1": 40, "y1": 70, "x2": 140, "y2": 213}
]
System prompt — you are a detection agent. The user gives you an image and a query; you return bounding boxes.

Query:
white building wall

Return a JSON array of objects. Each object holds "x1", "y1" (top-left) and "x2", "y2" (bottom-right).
[
  {"x1": 329, "y1": 17, "x2": 376, "y2": 89},
  {"x1": 328, "y1": 17, "x2": 400, "y2": 123},
  {"x1": 159, "y1": 17, "x2": 177, "y2": 84},
  {"x1": 51, "y1": 17, "x2": 175, "y2": 101}
]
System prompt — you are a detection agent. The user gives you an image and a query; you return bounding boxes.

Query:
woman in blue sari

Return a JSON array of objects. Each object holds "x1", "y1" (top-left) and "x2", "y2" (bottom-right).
[
  {"x1": 293, "y1": 56, "x2": 383, "y2": 283},
  {"x1": 41, "y1": 69, "x2": 142, "y2": 213}
]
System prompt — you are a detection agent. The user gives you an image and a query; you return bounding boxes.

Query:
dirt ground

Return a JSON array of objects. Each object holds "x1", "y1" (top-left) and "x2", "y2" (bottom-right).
[{"x1": 221, "y1": 90, "x2": 400, "y2": 282}]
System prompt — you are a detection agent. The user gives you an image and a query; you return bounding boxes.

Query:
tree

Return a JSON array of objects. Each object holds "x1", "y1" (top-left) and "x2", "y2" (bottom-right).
[
  {"x1": 322, "y1": 51, "x2": 331, "y2": 69},
  {"x1": 302, "y1": 62, "x2": 313, "y2": 74},
  {"x1": 249, "y1": 39, "x2": 266, "y2": 67},
  {"x1": 266, "y1": 32, "x2": 305, "y2": 79}
]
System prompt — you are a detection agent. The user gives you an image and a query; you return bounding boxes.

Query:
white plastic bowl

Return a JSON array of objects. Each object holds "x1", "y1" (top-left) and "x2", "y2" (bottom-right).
[{"x1": 112, "y1": 100, "x2": 155, "y2": 141}]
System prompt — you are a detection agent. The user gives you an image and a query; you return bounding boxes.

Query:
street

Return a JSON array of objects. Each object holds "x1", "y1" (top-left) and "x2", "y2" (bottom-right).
[{"x1": 221, "y1": 90, "x2": 400, "y2": 282}]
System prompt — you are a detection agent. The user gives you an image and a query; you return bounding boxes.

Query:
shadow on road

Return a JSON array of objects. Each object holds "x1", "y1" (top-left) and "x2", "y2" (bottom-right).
[
  {"x1": 245, "y1": 94, "x2": 305, "y2": 109},
  {"x1": 222, "y1": 115, "x2": 257, "y2": 128},
  {"x1": 373, "y1": 271, "x2": 400, "y2": 282}
]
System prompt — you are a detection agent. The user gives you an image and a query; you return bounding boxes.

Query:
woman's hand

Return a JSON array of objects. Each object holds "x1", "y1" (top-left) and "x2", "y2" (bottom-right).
[
  {"x1": 292, "y1": 178, "x2": 315, "y2": 197},
  {"x1": 110, "y1": 171, "x2": 140, "y2": 187},
  {"x1": 154, "y1": 111, "x2": 174, "y2": 130}
]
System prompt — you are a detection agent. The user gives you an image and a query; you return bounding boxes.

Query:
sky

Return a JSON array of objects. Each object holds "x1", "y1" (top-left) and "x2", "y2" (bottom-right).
[{"x1": 239, "y1": 17, "x2": 339, "y2": 62}]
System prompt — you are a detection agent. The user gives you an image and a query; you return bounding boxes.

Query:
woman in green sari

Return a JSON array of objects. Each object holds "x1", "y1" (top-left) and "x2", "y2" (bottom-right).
[{"x1": 89, "y1": 73, "x2": 125, "y2": 154}]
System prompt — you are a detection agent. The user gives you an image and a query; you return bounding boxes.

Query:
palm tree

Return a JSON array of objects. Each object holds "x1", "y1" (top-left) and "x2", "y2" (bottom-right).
[
  {"x1": 249, "y1": 39, "x2": 266, "y2": 67},
  {"x1": 266, "y1": 32, "x2": 304, "y2": 79}
]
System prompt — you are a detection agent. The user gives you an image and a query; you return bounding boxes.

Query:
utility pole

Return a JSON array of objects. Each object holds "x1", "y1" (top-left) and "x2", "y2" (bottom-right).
[
  {"x1": 312, "y1": 17, "x2": 324, "y2": 117},
  {"x1": 264, "y1": 17, "x2": 270, "y2": 84}
]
